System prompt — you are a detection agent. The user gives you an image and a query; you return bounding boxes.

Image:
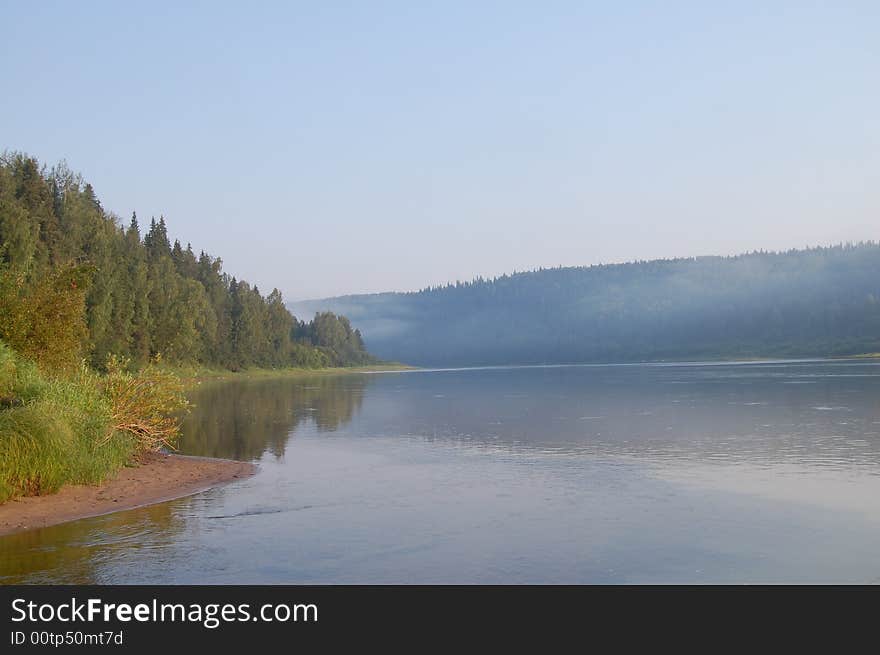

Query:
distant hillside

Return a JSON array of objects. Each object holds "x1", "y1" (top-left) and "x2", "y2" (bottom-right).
[{"x1": 289, "y1": 244, "x2": 880, "y2": 367}]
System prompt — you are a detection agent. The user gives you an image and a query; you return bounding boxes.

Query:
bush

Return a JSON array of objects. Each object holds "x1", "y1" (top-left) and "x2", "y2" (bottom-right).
[
  {"x1": 0, "y1": 356, "x2": 134, "y2": 503},
  {"x1": 102, "y1": 355, "x2": 190, "y2": 452},
  {"x1": 0, "y1": 344, "x2": 187, "y2": 503},
  {"x1": 0, "y1": 262, "x2": 93, "y2": 375}
]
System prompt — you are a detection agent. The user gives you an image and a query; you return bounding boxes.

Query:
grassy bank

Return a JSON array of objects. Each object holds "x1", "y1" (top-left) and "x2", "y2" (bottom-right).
[
  {"x1": 0, "y1": 343, "x2": 129, "y2": 502},
  {"x1": 0, "y1": 343, "x2": 188, "y2": 504},
  {"x1": 0, "y1": 340, "x2": 412, "y2": 504},
  {"x1": 166, "y1": 362, "x2": 415, "y2": 389}
]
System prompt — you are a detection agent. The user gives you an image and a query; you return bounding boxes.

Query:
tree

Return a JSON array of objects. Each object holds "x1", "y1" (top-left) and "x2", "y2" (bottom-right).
[{"x1": 0, "y1": 152, "x2": 375, "y2": 372}]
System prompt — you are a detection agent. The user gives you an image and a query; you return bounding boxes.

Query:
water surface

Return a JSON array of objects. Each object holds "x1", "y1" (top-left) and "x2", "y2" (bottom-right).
[{"x1": 3, "y1": 360, "x2": 880, "y2": 583}]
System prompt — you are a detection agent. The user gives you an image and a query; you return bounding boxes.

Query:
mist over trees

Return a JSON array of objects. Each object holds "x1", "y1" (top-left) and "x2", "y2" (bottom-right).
[
  {"x1": 0, "y1": 153, "x2": 374, "y2": 371},
  {"x1": 290, "y1": 244, "x2": 880, "y2": 367},
  {"x1": 6, "y1": 153, "x2": 878, "y2": 372}
]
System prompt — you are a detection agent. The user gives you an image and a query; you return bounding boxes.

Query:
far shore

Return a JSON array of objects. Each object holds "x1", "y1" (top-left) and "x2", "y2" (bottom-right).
[{"x1": 0, "y1": 452, "x2": 256, "y2": 537}]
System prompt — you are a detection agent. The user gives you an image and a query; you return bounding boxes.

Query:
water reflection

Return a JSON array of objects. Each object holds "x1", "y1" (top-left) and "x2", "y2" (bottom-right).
[
  {"x1": 178, "y1": 374, "x2": 369, "y2": 460},
  {"x1": 0, "y1": 502, "x2": 186, "y2": 584},
  {"x1": 2, "y1": 374, "x2": 371, "y2": 584},
  {"x1": 4, "y1": 361, "x2": 880, "y2": 584}
]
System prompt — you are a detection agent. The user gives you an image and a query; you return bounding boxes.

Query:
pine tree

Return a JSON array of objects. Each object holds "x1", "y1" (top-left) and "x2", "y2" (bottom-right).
[{"x1": 0, "y1": 153, "x2": 375, "y2": 372}]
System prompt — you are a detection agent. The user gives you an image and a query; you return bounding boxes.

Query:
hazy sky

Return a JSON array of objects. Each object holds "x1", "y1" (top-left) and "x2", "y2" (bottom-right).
[{"x1": 2, "y1": 2, "x2": 878, "y2": 299}]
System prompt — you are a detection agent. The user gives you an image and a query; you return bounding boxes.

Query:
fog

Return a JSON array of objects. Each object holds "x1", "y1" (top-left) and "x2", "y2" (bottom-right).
[{"x1": 290, "y1": 245, "x2": 880, "y2": 366}]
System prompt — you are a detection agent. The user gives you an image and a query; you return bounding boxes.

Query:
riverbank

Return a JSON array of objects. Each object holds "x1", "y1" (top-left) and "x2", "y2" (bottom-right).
[
  {"x1": 0, "y1": 352, "x2": 409, "y2": 533},
  {"x1": 171, "y1": 362, "x2": 415, "y2": 388},
  {"x1": 0, "y1": 452, "x2": 255, "y2": 537}
]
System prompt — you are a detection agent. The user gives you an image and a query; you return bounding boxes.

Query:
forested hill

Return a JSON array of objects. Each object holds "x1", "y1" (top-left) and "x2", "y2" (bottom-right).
[
  {"x1": 0, "y1": 153, "x2": 374, "y2": 371},
  {"x1": 290, "y1": 244, "x2": 880, "y2": 367}
]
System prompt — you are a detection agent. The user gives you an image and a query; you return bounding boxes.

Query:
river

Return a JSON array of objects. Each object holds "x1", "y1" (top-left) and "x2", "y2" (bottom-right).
[{"x1": 3, "y1": 360, "x2": 880, "y2": 583}]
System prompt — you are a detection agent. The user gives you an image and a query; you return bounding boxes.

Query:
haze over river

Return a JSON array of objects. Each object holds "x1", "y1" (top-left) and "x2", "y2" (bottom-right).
[{"x1": 4, "y1": 360, "x2": 880, "y2": 583}]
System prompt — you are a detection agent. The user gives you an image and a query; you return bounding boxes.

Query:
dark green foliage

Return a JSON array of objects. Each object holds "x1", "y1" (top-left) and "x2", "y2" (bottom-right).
[
  {"x1": 298, "y1": 312, "x2": 373, "y2": 367},
  {"x1": 0, "y1": 152, "x2": 375, "y2": 371},
  {"x1": 291, "y1": 245, "x2": 880, "y2": 367}
]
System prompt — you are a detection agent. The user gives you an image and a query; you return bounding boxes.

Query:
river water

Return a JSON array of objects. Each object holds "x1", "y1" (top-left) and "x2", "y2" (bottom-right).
[{"x1": 3, "y1": 360, "x2": 880, "y2": 583}]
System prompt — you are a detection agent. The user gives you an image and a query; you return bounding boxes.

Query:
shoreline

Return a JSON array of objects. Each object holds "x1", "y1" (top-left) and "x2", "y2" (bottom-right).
[
  {"x1": 0, "y1": 365, "x2": 402, "y2": 538},
  {"x1": 173, "y1": 362, "x2": 416, "y2": 388},
  {"x1": 0, "y1": 452, "x2": 256, "y2": 537}
]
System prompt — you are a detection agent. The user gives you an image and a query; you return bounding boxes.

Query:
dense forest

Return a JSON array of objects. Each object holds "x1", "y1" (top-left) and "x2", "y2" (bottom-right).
[
  {"x1": 0, "y1": 152, "x2": 375, "y2": 372},
  {"x1": 291, "y1": 244, "x2": 880, "y2": 366}
]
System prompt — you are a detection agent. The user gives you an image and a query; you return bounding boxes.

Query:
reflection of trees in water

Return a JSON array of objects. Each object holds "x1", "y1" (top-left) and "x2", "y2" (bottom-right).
[
  {"x1": 0, "y1": 375, "x2": 369, "y2": 583},
  {"x1": 0, "y1": 502, "x2": 184, "y2": 584},
  {"x1": 178, "y1": 374, "x2": 369, "y2": 461}
]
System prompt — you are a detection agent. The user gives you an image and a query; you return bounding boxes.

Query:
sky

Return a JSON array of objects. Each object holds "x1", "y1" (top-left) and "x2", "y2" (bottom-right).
[{"x1": 2, "y1": 1, "x2": 878, "y2": 300}]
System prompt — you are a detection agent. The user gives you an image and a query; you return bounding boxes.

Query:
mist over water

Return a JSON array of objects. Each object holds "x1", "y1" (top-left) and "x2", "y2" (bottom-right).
[
  {"x1": 3, "y1": 360, "x2": 880, "y2": 583},
  {"x1": 288, "y1": 244, "x2": 880, "y2": 367}
]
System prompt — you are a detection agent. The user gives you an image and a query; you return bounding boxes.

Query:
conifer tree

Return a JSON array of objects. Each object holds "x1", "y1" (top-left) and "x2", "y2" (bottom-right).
[{"x1": 0, "y1": 153, "x2": 375, "y2": 371}]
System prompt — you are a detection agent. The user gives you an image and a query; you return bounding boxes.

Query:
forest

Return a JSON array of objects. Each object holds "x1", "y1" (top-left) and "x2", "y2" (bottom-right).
[
  {"x1": 0, "y1": 152, "x2": 373, "y2": 502},
  {"x1": 291, "y1": 244, "x2": 880, "y2": 367},
  {"x1": 0, "y1": 152, "x2": 375, "y2": 373}
]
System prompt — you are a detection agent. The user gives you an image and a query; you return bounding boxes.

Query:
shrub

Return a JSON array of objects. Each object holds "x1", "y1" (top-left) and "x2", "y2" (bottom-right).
[
  {"x1": 0, "y1": 353, "x2": 134, "y2": 503},
  {"x1": 0, "y1": 263, "x2": 93, "y2": 375},
  {"x1": 102, "y1": 354, "x2": 190, "y2": 452},
  {"x1": 0, "y1": 345, "x2": 186, "y2": 503}
]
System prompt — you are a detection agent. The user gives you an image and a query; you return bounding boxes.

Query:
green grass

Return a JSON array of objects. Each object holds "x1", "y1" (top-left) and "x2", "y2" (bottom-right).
[
  {"x1": 162, "y1": 361, "x2": 416, "y2": 390},
  {"x1": 0, "y1": 341, "x2": 412, "y2": 504},
  {"x1": 0, "y1": 342, "x2": 136, "y2": 503}
]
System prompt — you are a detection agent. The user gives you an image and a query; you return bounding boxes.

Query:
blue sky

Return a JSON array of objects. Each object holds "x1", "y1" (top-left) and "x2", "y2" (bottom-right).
[{"x1": 2, "y1": 1, "x2": 878, "y2": 299}]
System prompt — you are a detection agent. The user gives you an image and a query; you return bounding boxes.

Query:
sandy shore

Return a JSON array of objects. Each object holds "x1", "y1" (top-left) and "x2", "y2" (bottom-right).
[{"x1": 0, "y1": 452, "x2": 256, "y2": 537}]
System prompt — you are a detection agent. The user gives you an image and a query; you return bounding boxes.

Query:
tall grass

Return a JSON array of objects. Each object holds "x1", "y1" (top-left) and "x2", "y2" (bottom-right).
[
  {"x1": 102, "y1": 355, "x2": 189, "y2": 451},
  {"x1": 0, "y1": 343, "x2": 186, "y2": 503}
]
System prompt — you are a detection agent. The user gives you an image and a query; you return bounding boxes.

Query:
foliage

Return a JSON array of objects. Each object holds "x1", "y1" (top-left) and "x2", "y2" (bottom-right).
[
  {"x1": 0, "y1": 343, "x2": 135, "y2": 502},
  {"x1": 292, "y1": 243, "x2": 880, "y2": 366},
  {"x1": 101, "y1": 355, "x2": 190, "y2": 452},
  {"x1": 0, "y1": 260, "x2": 93, "y2": 374},
  {"x1": 0, "y1": 151, "x2": 374, "y2": 503},
  {"x1": 0, "y1": 151, "x2": 375, "y2": 373},
  {"x1": 295, "y1": 312, "x2": 373, "y2": 367},
  {"x1": 0, "y1": 343, "x2": 193, "y2": 502}
]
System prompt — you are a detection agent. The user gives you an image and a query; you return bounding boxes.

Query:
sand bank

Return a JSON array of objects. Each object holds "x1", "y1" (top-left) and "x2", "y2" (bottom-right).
[{"x1": 0, "y1": 452, "x2": 255, "y2": 537}]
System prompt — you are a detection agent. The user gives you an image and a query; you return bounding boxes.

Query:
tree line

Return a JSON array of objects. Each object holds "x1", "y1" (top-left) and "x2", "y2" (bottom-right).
[
  {"x1": 291, "y1": 243, "x2": 880, "y2": 366},
  {"x1": 0, "y1": 152, "x2": 374, "y2": 372}
]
